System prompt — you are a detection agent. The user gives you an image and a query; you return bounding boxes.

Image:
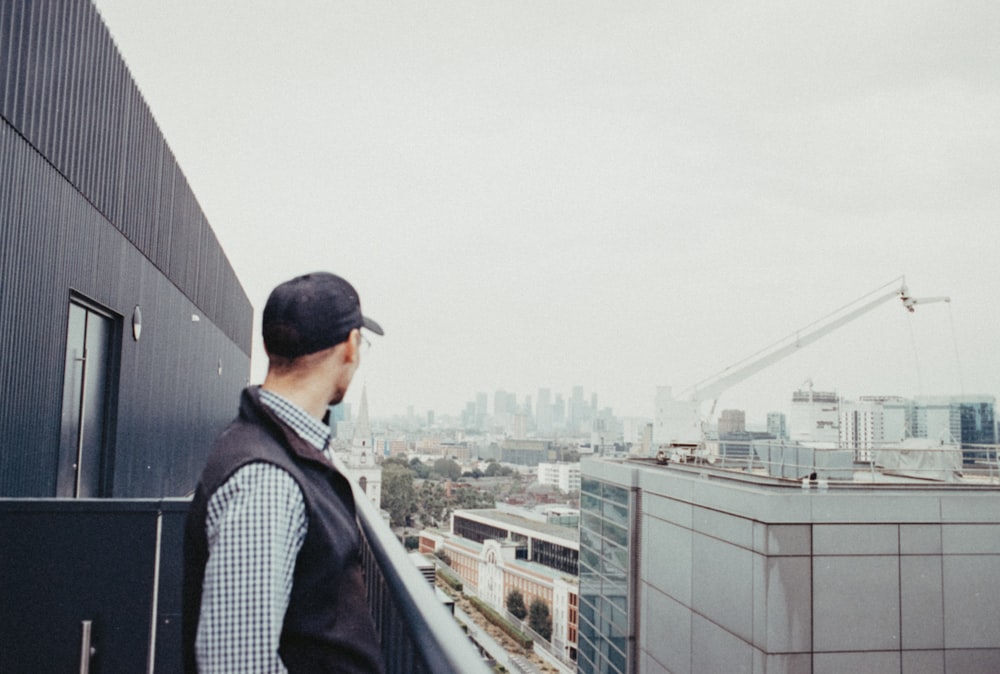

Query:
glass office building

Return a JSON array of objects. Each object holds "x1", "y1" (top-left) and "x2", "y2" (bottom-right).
[
  {"x1": 578, "y1": 473, "x2": 635, "y2": 674},
  {"x1": 579, "y1": 455, "x2": 1000, "y2": 674}
]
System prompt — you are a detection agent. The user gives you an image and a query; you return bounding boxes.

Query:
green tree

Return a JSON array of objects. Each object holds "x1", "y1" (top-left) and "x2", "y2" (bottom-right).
[
  {"x1": 506, "y1": 588, "x2": 527, "y2": 620},
  {"x1": 454, "y1": 486, "x2": 495, "y2": 510},
  {"x1": 416, "y1": 480, "x2": 450, "y2": 527},
  {"x1": 409, "y1": 457, "x2": 430, "y2": 479},
  {"x1": 380, "y1": 462, "x2": 416, "y2": 526},
  {"x1": 528, "y1": 598, "x2": 552, "y2": 641},
  {"x1": 432, "y1": 457, "x2": 462, "y2": 481}
]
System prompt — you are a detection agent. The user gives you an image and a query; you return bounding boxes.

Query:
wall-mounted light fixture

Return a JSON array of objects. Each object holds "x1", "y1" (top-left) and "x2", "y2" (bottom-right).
[{"x1": 132, "y1": 305, "x2": 142, "y2": 341}]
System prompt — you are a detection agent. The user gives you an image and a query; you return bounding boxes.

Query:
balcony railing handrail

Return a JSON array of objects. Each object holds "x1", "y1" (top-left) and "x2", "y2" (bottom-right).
[
  {"x1": 652, "y1": 439, "x2": 1000, "y2": 486},
  {"x1": 346, "y1": 471, "x2": 491, "y2": 674}
]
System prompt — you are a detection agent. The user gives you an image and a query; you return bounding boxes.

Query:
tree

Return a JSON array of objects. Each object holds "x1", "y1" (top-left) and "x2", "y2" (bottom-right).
[
  {"x1": 432, "y1": 457, "x2": 462, "y2": 481},
  {"x1": 454, "y1": 486, "x2": 495, "y2": 510},
  {"x1": 409, "y1": 457, "x2": 430, "y2": 479},
  {"x1": 380, "y1": 463, "x2": 416, "y2": 526},
  {"x1": 528, "y1": 598, "x2": 552, "y2": 641},
  {"x1": 506, "y1": 589, "x2": 527, "y2": 620},
  {"x1": 417, "y1": 480, "x2": 447, "y2": 526}
]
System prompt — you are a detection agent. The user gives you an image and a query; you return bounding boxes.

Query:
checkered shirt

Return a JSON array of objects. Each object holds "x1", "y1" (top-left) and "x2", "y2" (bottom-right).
[{"x1": 195, "y1": 389, "x2": 332, "y2": 673}]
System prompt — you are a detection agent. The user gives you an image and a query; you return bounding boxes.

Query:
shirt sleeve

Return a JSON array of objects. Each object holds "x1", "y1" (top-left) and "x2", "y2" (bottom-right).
[{"x1": 196, "y1": 463, "x2": 308, "y2": 673}]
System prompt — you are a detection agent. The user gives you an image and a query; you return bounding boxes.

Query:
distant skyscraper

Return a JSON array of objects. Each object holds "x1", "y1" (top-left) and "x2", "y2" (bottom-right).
[
  {"x1": 717, "y1": 409, "x2": 746, "y2": 435},
  {"x1": 327, "y1": 402, "x2": 348, "y2": 437},
  {"x1": 790, "y1": 387, "x2": 839, "y2": 444},
  {"x1": 571, "y1": 385, "x2": 586, "y2": 434},
  {"x1": 914, "y1": 394, "x2": 997, "y2": 463},
  {"x1": 839, "y1": 396, "x2": 910, "y2": 459},
  {"x1": 766, "y1": 412, "x2": 787, "y2": 440},
  {"x1": 476, "y1": 391, "x2": 488, "y2": 428},
  {"x1": 914, "y1": 396, "x2": 958, "y2": 442},
  {"x1": 553, "y1": 394, "x2": 566, "y2": 430},
  {"x1": 537, "y1": 388, "x2": 553, "y2": 435}
]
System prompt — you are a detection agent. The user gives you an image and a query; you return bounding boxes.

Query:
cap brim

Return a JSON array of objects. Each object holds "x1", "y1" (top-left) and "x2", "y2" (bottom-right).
[{"x1": 362, "y1": 316, "x2": 384, "y2": 336}]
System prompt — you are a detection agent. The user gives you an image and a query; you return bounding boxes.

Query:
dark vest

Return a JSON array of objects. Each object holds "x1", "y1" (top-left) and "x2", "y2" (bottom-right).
[{"x1": 183, "y1": 387, "x2": 384, "y2": 673}]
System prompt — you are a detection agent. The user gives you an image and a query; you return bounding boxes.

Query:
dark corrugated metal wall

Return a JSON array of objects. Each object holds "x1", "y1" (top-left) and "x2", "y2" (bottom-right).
[{"x1": 0, "y1": 0, "x2": 254, "y2": 497}]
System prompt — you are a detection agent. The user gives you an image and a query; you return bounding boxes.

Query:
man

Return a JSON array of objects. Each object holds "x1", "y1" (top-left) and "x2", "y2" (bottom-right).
[{"x1": 183, "y1": 272, "x2": 385, "y2": 673}]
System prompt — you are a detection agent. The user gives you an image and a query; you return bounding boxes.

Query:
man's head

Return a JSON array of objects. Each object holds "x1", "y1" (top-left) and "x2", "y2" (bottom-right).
[
  {"x1": 263, "y1": 272, "x2": 383, "y2": 359},
  {"x1": 261, "y1": 272, "x2": 383, "y2": 409}
]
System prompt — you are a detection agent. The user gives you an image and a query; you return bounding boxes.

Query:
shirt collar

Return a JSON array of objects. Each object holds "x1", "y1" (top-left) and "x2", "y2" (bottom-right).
[{"x1": 258, "y1": 388, "x2": 331, "y2": 453}]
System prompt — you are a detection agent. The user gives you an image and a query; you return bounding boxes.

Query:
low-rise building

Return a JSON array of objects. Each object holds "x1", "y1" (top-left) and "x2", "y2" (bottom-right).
[
  {"x1": 537, "y1": 462, "x2": 582, "y2": 493},
  {"x1": 421, "y1": 508, "x2": 581, "y2": 661}
]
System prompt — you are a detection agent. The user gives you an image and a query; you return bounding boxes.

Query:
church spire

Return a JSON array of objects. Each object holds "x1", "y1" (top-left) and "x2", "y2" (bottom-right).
[
  {"x1": 355, "y1": 385, "x2": 371, "y2": 439},
  {"x1": 350, "y1": 385, "x2": 372, "y2": 465}
]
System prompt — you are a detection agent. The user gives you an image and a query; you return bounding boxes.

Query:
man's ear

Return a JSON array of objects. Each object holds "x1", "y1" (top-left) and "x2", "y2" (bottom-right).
[{"x1": 343, "y1": 328, "x2": 359, "y2": 363}]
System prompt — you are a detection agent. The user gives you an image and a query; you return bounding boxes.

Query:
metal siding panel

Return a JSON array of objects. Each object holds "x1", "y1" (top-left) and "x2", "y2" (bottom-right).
[
  {"x1": 1, "y1": 1, "x2": 253, "y2": 496},
  {"x1": 0, "y1": 2, "x2": 13, "y2": 115},
  {"x1": 3, "y1": 0, "x2": 27, "y2": 130},
  {"x1": 64, "y1": 0, "x2": 82, "y2": 190}
]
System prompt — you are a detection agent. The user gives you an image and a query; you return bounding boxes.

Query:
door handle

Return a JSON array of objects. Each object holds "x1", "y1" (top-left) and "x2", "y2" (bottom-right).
[{"x1": 79, "y1": 620, "x2": 96, "y2": 674}]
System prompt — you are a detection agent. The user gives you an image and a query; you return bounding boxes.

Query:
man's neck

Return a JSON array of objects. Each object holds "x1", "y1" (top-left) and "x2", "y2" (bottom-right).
[{"x1": 261, "y1": 376, "x2": 328, "y2": 419}]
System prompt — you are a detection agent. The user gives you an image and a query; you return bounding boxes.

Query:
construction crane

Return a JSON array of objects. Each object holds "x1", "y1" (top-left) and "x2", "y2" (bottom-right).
[{"x1": 655, "y1": 276, "x2": 949, "y2": 463}]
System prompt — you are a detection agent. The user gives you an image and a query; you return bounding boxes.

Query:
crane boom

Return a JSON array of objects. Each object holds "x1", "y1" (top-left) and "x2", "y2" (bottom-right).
[
  {"x1": 656, "y1": 276, "x2": 949, "y2": 449},
  {"x1": 689, "y1": 285, "x2": 902, "y2": 402}
]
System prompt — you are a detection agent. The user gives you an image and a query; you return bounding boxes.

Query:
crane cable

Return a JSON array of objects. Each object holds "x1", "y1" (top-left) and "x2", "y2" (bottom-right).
[
  {"x1": 906, "y1": 310, "x2": 924, "y2": 396},
  {"x1": 948, "y1": 301, "x2": 966, "y2": 397},
  {"x1": 907, "y1": 299, "x2": 965, "y2": 398}
]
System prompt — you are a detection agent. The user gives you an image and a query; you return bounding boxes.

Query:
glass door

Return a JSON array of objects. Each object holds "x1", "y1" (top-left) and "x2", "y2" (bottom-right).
[{"x1": 57, "y1": 299, "x2": 117, "y2": 497}]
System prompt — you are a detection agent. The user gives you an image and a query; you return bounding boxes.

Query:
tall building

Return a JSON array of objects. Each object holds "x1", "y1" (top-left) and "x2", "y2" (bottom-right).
[
  {"x1": 717, "y1": 409, "x2": 746, "y2": 435},
  {"x1": 790, "y1": 388, "x2": 840, "y2": 444},
  {"x1": 538, "y1": 462, "x2": 582, "y2": 493},
  {"x1": 766, "y1": 412, "x2": 787, "y2": 440},
  {"x1": 914, "y1": 395, "x2": 997, "y2": 463},
  {"x1": 578, "y1": 456, "x2": 1000, "y2": 674},
  {"x1": 537, "y1": 388, "x2": 553, "y2": 435},
  {"x1": 839, "y1": 396, "x2": 910, "y2": 460},
  {"x1": 476, "y1": 392, "x2": 489, "y2": 429},
  {"x1": 914, "y1": 396, "x2": 958, "y2": 443}
]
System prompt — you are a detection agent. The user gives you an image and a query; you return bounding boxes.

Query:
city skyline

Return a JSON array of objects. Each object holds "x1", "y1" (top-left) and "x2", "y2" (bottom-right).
[{"x1": 92, "y1": 1, "x2": 1000, "y2": 422}]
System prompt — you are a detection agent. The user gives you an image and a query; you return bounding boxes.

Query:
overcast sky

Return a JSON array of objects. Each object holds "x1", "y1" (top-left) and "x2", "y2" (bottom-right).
[{"x1": 92, "y1": 1, "x2": 1000, "y2": 423}]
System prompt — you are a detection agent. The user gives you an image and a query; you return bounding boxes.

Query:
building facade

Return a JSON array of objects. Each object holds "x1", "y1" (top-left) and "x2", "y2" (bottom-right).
[
  {"x1": 790, "y1": 388, "x2": 840, "y2": 444},
  {"x1": 537, "y1": 462, "x2": 581, "y2": 493},
  {"x1": 766, "y1": 412, "x2": 787, "y2": 440},
  {"x1": 718, "y1": 409, "x2": 746, "y2": 435},
  {"x1": 1, "y1": 0, "x2": 252, "y2": 498},
  {"x1": 579, "y1": 456, "x2": 1000, "y2": 674},
  {"x1": 420, "y1": 508, "x2": 581, "y2": 661}
]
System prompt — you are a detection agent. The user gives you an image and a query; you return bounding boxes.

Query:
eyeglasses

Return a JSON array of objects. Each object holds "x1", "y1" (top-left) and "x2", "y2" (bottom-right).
[{"x1": 358, "y1": 331, "x2": 371, "y2": 355}]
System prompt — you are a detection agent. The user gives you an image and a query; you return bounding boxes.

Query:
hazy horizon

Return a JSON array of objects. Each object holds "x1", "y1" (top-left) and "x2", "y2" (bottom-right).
[{"x1": 92, "y1": 1, "x2": 1000, "y2": 422}]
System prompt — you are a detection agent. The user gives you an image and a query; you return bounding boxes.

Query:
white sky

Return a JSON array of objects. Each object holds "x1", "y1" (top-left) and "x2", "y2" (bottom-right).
[{"x1": 92, "y1": 1, "x2": 1000, "y2": 423}]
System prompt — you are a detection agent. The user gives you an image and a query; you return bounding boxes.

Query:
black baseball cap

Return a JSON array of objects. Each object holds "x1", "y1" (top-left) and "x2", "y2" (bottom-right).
[{"x1": 262, "y1": 272, "x2": 383, "y2": 358}]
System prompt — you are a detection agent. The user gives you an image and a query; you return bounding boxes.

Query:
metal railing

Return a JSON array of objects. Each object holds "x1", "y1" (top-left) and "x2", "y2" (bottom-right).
[
  {"x1": 655, "y1": 440, "x2": 1000, "y2": 486},
  {"x1": 0, "y1": 495, "x2": 491, "y2": 673},
  {"x1": 351, "y1": 483, "x2": 492, "y2": 674}
]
